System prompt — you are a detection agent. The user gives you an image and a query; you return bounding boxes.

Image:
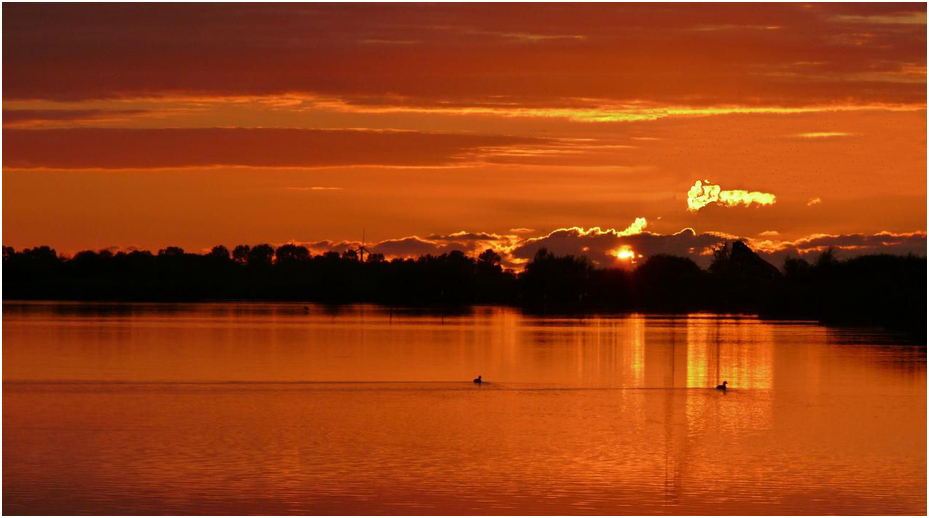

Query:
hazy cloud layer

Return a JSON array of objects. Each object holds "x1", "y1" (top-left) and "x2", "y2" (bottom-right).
[
  {"x1": 3, "y1": 109, "x2": 150, "y2": 126},
  {"x1": 4, "y1": 4, "x2": 924, "y2": 107},
  {"x1": 2, "y1": 128, "x2": 546, "y2": 169}
]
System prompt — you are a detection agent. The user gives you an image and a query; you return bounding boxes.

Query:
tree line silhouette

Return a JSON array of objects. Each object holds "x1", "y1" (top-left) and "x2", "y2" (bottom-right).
[{"x1": 3, "y1": 240, "x2": 925, "y2": 336}]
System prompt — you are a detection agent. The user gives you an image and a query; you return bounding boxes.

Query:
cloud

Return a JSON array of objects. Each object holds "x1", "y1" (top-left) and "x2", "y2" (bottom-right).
[
  {"x1": 295, "y1": 96, "x2": 926, "y2": 124},
  {"x1": 686, "y1": 180, "x2": 776, "y2": 212},
  {"x1": 295, "y1": 231, "x2": 520, "y2": 262},
  {"x1": 3, "y1": 4, "x2": 925, "y2": 108},
  {"x1": 473, "y1": 30, "x2": 587, "y2": 43},
  {"x1": 370, "y1": 237, "x2": 453, "y2": 258},
  {"x1": 291, "y1": 221, "x2": 654, "y2": 267},
  {"x1": 794, "y1": 132, "x2": 854, "y2": 138},
  {"x1": 751, "y1": 231, "x2": 927, "y2": 266},
  {"x1": 690, "y1": 24, "x2": 781, "y2": 32},
  {"x1": 426, "y1": 231, "x2": 511, "y2": 242},
  {"x1": 2, "y1": 128, "x2": 546, "y2": 169},
  {"x1": 831, "y1": 12, "x2": 927, "y2": 25},
  {"x1": 620, "y1": 217, "x2": 649, "y2": 236},
  {"x1": 359, "y1": 39, "x2": 420, "y2": 45},
  {"x1": 510, "y1": 223, "x2": 734, "y2": 268},
  {"x1": 2, "y1": 109, "x2": 150, "y2": 126},
  {"x1": 301, "y1": 240, "x2": 358, "y2": 255},
  {"x1": 510, "y1": 226, "x2": 925, "y2": 269},
  {"x1": 507, "y1": 217, "x2": 722, "y2": 268}
]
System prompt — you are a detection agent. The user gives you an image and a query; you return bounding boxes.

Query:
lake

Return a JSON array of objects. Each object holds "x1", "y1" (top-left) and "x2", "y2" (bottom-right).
[{"x1": 3, "y1": 301, "x2": 926, "y2": 515}]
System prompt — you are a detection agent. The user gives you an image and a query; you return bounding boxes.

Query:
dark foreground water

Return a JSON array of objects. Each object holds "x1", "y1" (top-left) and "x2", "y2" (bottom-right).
[{"x1": 3, "y1": 302, "x2": 926, "y2": 515}]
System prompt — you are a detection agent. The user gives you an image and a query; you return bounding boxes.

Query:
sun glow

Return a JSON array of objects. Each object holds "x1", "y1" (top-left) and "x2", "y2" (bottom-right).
[{"x1": 615, "y1": 246, "x2": 636, "y2": 261}]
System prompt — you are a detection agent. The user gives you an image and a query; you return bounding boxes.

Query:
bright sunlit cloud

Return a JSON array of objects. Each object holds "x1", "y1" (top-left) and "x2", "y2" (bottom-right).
[
  {"x1": 618, "y1": 217, "x2": 648, "y2": 236},
  {"x1": 686, "y1": 180, "x2": 777, "y2": 212}
]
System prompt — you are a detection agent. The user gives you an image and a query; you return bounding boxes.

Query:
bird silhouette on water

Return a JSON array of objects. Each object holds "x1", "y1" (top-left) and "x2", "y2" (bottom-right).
[
  {"x1": 473, "y1": 375, "x2": 482, "y2": 384},
  {"x1": 716, "y1": 381, "x2": 728, "y2": 390}
]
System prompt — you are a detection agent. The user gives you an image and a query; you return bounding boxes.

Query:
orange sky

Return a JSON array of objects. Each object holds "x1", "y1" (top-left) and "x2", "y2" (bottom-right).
[{"x1": 2, "y1": 3, "x2": 926, "y2": 267}]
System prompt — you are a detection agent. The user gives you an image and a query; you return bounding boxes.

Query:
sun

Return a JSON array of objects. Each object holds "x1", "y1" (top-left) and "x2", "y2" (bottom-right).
[{"x1": 615, "y1": 246, "x2": 635, "y2": 261}]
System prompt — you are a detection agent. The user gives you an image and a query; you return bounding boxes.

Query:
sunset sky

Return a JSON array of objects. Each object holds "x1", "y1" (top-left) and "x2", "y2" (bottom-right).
[{"x1": 3, "y1": 3, "x2": 926, "y2": 267}]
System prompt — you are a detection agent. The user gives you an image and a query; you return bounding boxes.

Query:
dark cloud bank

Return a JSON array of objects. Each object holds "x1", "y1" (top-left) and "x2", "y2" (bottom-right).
[{"x1": 299, "y1": 226, "x2": 926, "y2": 270}]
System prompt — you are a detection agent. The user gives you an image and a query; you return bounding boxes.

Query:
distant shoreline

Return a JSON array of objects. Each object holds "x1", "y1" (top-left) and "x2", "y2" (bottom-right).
[{"x1": 4, "y1": 241, "x2": 926, "y2": 338}]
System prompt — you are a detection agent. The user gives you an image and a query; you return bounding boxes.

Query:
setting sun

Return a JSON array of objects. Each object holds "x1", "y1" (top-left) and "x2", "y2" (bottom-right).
[{"x1": 615, "y1": 246, "x2": 636, "y2": 261}]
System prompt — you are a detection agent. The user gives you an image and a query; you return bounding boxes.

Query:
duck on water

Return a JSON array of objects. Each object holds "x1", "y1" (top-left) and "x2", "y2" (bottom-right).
[
  {"x1": 473, "y1": 375, "x2": 483, "y2": 384},
  {"x1": 716, "y1": 381, "x2": 728, "y2": 390}
]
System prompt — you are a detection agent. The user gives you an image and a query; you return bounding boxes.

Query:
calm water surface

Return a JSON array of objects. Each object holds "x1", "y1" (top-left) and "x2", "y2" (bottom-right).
[{"x1": 3, "y1": 302, "x2": 926, "y2": 515}]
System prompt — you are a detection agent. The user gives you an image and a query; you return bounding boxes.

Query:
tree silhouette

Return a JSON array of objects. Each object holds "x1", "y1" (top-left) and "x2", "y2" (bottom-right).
[
  {"x1": 232, "y1": 245, "x2": 250, "y2": 265},
  {"x1": 246, "y1": 244, "x2": 274, "y2": 268},
  {"x1": 477, "y1": 248, "x2": 501, "y2": 268},
  {"x1": 208, "y1": 245, "x2": 230, "y2": 260},
  {"x1": 2, "y1": 241, "x2": 924, "y2": 336},
  {"x1": 275, "y1": 243, "x2": 310, "y2": 264},
  {"x1": 520, "y1": 248, "x2": 595, "y2": 309},
  {"x1": 635, "y1": 254, "x2": 706, "y2": 311}
]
